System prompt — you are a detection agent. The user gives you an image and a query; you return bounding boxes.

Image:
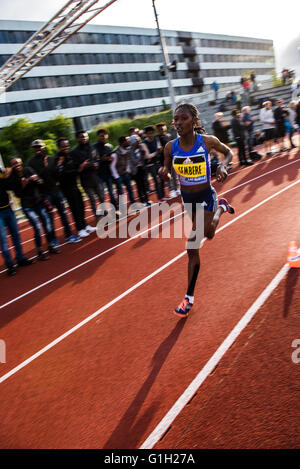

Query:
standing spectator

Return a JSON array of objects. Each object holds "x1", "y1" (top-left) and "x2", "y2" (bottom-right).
[
  {"x1": 129, "y1": 135, "x2": 151, "y2": 206},
  {"x1": 27, "y1": 139, "x2": 80, "y2": 246},
  {"x1": 110, "y1": 136, "x2": 136, "y2": 208},
  {"x1": 274, "y1": 99, "x2": 288, "y2": 152},
  {"x1": 242, "y1": 78, "x2": 250, "y2": 104},
  {"x1": 212, "y1": 112, "x2": 231, "y2": 145},
  {"x1": 156, "y1": 122, "x2": 176, "y2": 198},
  {"x1": 56, "y1": 138, "x2": 96, "y2": 238},
  {"x1": 70, "y1": 130, "x2": 105, "y2": 221},
  {"x1": 0, "y1": 166, "x2": 33, "y2": 275},
  {"x1": 282, "y1": 110, "x2": 297, "y2": 149},
  {"x1": 9, "y1": 158, "x2": 59, "y2": 260},
  {"x1": 250, "y1": 71, "x2": 257, "y2": 92},
  {"x1": 231, "y1": 109, "x2": 253, "y2": 166},
  {"x1": 211, "y1": 81, "x2": 219, "y2": 100},
  {"x1": 259, "y1": 101, "x2": 276, "y2": 156},
  {"x1": 242, "y1": 106, "x2": 256, "y2": 155},
  {"x1": 142, "y1": 126, "x2": 164, "y2": 201},
  {"x1": 94, "y1": 129, "x2": 118, "y2": 211}
]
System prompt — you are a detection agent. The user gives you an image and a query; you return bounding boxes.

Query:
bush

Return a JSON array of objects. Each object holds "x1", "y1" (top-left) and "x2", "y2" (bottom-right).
[
  {"x1": 0, "y1": 115, "x2": 74, "y2": 164},
  {"x1": 89, "y1": 109, "x2": 173, "y2": 147}
]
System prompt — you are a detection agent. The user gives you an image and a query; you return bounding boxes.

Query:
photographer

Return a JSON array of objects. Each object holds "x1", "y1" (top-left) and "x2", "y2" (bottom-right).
[
  {"x1": 27, "y1": 139, "x2": 79, "y2": 246},
  {"x1": 9, "y1": 157, "x2": 58, "y2": 260},
  {"x1": 0, "y1": 165, "x2": 33, "y2": 275}
]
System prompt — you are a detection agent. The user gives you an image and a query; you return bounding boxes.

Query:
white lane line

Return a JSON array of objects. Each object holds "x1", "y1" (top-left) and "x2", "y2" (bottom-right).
[
  {"x1": 219, "y1": 157, "x2": 300, "y2": 196},
  {"x1": 140, "y1": 262, "x2": 290, "y2": 449},
  {"x1": 0, "y1": 252, "x2": 186, "y2": 385},
  {"x1": 0, "y1": 210, "x2": 184, "y2": 310},
  {"x1": 1, "y1": 177, "x2": 300, "y2": 309},
  {"x1": 0, "y1": 178, "x2": 299, "y2": 385},
  {"x1": 3, "y1": 151, "x2": 298, "y2": 254},
  {"x1": 2, "y1": 154, "x2": 299, "y2": 273}
]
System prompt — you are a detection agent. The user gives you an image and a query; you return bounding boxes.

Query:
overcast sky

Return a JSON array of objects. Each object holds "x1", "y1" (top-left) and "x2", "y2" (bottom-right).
[{"x1": 0, "y1": 0, "x2": 299, "y2": 71}]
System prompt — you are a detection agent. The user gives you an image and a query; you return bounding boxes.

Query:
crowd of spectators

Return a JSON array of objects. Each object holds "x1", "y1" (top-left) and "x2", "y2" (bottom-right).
[
  {"x1": 1, "y1": 92, "x2": 299, "y2": 277},
  {"x1": 0, "y1": 121, "x2": 180, "y2": 276}
]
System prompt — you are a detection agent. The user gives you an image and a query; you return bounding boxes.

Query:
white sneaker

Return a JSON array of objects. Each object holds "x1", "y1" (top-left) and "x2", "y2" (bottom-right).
[
  {"x1": 176, "y1": 189, "x2": 181, "y2": 195},
  {"x1": 169, "y1": 190, "x2": 177, "y2": 198},
  {"x1": 85, "y1": 225, "x2": 96, "y2": 233},
  {"x1": 78, "y1": 229, "x2": 89, "y2": 238}
]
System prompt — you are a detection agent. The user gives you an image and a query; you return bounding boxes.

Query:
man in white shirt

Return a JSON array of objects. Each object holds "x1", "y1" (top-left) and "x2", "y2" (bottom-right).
[
  {"x1": 110, "y1": 136, "x2": 136, "y2": 208},
  {"x1": 259, "y1": 101, "x2": 276, "y2": 156}
]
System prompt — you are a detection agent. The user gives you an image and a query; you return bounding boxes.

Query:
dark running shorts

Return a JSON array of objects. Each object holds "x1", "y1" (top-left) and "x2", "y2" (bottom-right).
[
  {"x1": 181, "y1": 185, "x2": 218, "y2": 213},
  {"x1": 264, "y1": 128, "x2": 274, "y2": 141},
  {"x1": 276, "y1": 125, "x2": 285, "y2": 138}
]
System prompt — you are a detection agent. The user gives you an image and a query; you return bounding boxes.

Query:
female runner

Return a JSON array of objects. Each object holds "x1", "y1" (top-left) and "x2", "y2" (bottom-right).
[{"x1": 159, "y1": 103, "x2": 235, "y2": 317}]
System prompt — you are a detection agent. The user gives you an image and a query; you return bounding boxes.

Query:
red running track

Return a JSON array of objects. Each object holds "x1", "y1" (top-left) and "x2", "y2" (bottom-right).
[{"x1": 0, "y1": 148, "x2": 299, "y2": 449}]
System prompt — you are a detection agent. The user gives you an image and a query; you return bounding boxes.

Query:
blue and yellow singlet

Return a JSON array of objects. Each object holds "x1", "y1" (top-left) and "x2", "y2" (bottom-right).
[{"x1": 171, "y1": 133, "x2": 211, "y2": 186}]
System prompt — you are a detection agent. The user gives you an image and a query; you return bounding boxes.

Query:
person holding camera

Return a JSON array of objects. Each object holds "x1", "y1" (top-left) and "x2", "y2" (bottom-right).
[
  {"x1": 27, "y1": 139, "x2": 80, "y2": 246},
  {"x1": 9, "y1": 157, "x2": 59, "y2": 260},
  {"x1": 0, "y1": 165, "x2": 33, "y2": 275}
]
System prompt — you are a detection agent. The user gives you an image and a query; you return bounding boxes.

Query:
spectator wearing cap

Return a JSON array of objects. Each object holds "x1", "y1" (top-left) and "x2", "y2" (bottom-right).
[
  {"x1": 0, "y1": 165, "x2": 33, "y2": 276},
  {"x1": 27, "y1": 139, "x2": 80, "y2": 246},
  {"x1": 70, "y1": 130, "x2": 106, "y2": 221}
]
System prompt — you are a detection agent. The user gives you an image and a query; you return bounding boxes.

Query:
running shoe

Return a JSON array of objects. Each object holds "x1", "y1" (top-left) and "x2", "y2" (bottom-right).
[
  {"x1": 78, "y1": 229, "x2": 89, "y2": 238},
  {"x1": 174, "y1": 298, "x2": 193, "y2": 318},
  {"x1": 218, "y1": 198, "x2": 235, "y2": 214},
  {"x1": 85, "y1": 225, "x2": 97, "y2": 234},
  {"x1": 66, "y1": 235, "x2": 82, "y2": 243}
]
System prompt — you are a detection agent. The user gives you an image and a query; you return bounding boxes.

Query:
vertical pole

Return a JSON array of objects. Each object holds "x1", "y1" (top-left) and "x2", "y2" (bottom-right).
[{"x1": 152, "y1": 0, "x2": 176, "y2": 113}]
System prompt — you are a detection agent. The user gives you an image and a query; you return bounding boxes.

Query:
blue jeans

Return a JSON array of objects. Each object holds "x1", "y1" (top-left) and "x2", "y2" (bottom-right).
[
  {"x1": 0, "y1": 207, "x2": 24, "y2": 267},
  {"x1": 23, "y1": 203, "x2": 54, "y2": 251},
  {"x1": 114, "y1": 173, "x2": 135, "y2": 205},
  {"x1": 144, "y1": 163, "x2": 164, "y2": 200},
  {"x1": 99, "y1": 175, "x2": 117, "y2": 207},
  {"x1": 46, "y1": 190, "x2": 72, "y2": 241}
]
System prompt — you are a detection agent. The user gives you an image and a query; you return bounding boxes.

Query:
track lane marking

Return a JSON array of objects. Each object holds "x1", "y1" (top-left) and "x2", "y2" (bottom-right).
[
  {"x1": 2, "y1": 152, "x2": 299, "y2": 258},
  {"x1": 140, "y1": 262, "x2": 290, "y2": 449},
  {"x1": 0, "y1": 178, "x2": 299, "y2": 385}
]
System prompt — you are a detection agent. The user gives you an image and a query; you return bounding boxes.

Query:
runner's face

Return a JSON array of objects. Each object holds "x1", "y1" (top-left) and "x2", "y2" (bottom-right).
[{"x1": 174, "y1": 109, "x2": 194, "y2": 136}]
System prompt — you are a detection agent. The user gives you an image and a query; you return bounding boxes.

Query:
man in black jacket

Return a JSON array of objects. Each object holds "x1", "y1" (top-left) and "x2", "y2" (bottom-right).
[
  {"x1": 9, "y1": 157, "x2": 59, "y2": 260},
  {"x1": 274, "y1": 99, "x2": 288, "y2": 152},
  {"x1": 230, "y1": 110, "x2": 253, "y2": 166},
  {"x1": 56, "y1": 138, "x2": 96, "y2": 238},
  {"x1": 70, "y1": 130, "x2": 106, "y2": 220},
  {"x1": 27, "y1": 139, "x2": 80, "y2": 246},
  {"x1": 93, "y1": 129, "x2": 117, "y2": 210},
  {"x1": 0, "y1": 166, "x2": 33, "y2": 275}
]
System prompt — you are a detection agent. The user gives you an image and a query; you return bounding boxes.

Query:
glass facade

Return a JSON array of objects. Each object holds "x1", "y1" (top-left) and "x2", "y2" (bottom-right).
[{"x1": 0, "y1": 21, "x2": 275, "y2": 126}]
